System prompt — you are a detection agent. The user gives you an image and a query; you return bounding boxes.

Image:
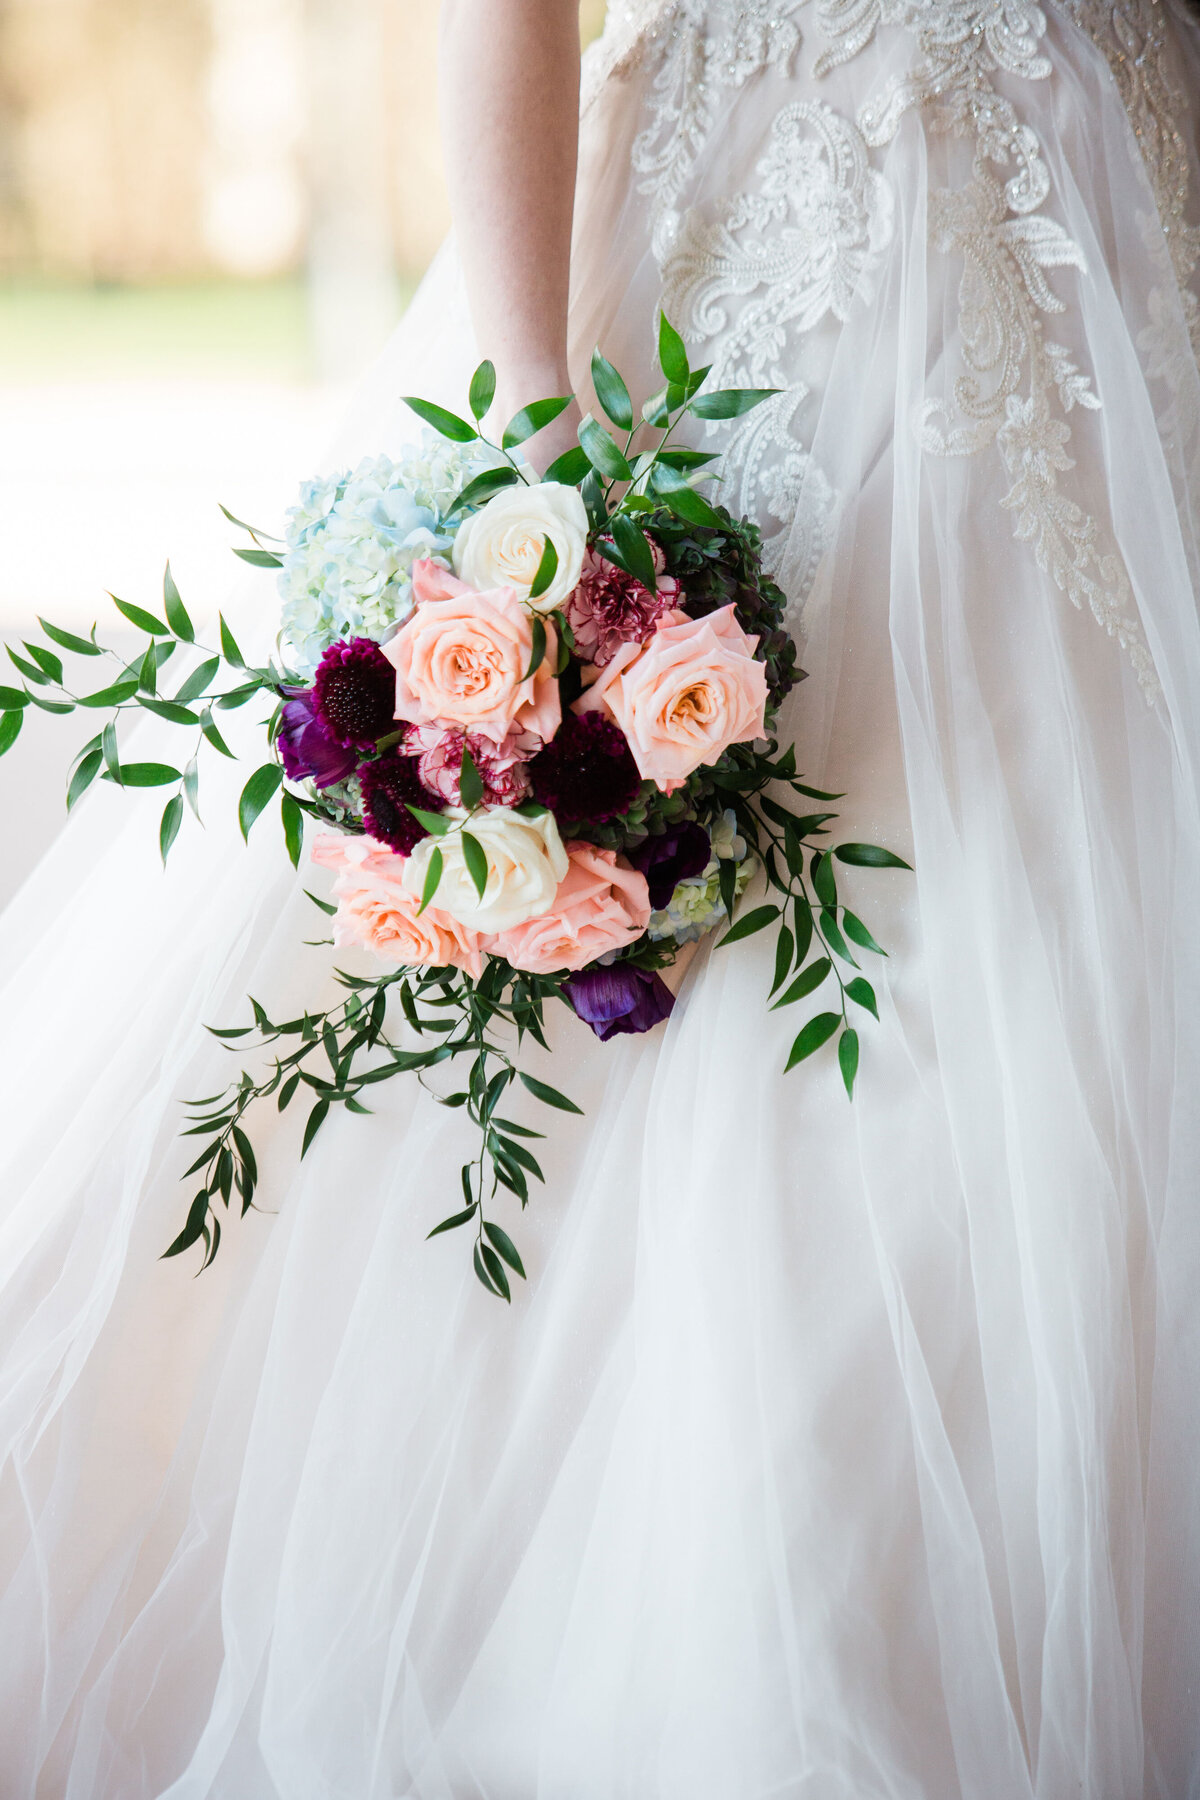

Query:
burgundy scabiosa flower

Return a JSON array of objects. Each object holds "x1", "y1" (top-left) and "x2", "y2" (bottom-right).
[
  {"x1": 528, "y1": 709, "x2": 642, "y2": 826},
  {"x1": 629, "y1": 822, "x2": 712, "y2": 910},
  {"x1": 278, "y1": 688, "x2": 358, "y2": 789},
  {"x1": 564, "y1": 965, "x2": 675, "y2": 1040},
  {"x1": 312, "y1": 637, "x2": 397, "y2": 749},
  {"x1": 564, "y1": 545, "x2": 680, "y2": 666},
  {"x1": 359, "y1": 751, "x2": 443, "y2": 856}
]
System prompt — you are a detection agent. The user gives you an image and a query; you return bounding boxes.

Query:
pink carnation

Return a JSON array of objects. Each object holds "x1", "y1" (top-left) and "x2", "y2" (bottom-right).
[
  {"x1": 491, "y1": 841, "x2": 651, "y2": 975},
  {"x1": 403, "y1": 722, "x2": 533, "y2": 808},
  {"x1": 310, "y1": 833, "x2": 485, "y2": 976},
  {"x1": 565, "y1": 543, "x2": 680, "y2": 666}
]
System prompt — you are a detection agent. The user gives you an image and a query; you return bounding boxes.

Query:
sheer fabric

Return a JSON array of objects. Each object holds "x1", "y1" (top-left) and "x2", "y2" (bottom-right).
[{"x1": 2, "y1": 3, "x2": 1200, "y2": 1794}]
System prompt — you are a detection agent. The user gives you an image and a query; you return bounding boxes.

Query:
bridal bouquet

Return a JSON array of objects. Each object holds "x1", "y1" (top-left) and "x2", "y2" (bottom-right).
[{"x1": 0, "y1": 316, "x2": 907, "y2": 1299}]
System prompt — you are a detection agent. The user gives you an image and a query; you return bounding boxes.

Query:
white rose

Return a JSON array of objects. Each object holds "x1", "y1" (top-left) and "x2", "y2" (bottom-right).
[
  {"x1": 452, "y1": 481, "x2": 588, "y2": 615},
  {"x1": 402, "y1": 805, "x2": 569, "y2": 934}
]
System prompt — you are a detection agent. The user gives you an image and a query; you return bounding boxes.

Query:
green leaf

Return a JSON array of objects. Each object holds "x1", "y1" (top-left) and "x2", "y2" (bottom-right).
[
  {"x1": 459, "y1": 746, "x2": 484, "y2": 811},
  {"x1": 661, "y1": 483, "x2": 724, "y2": 529},
  {"x1": 7, "y1": 646, "x2": 49, "y2": 684},
  {"x1": 842, "y1": 910, "x2": 887, "y2": 956},
  {"x1": 219, "y1": 503, "x2": 282, "y2": 542},
  {"x1": 717, "y1": 902, "x2": 780, "y2": 948},
  {"x1": 793, "y1": 781, "x2": 844, "y2": 802},
  {"x1": 66, "y1": 746, "x2": 103, "y2": 808},
  {"x1": 215, "y1": 681, "x2": 261, "y2": 710},
  {"x1": 449, "y1": 465, "x2": 520, "y2": 513},
  {"x1": 502, "y1": 394, "x2": 572, "y2": 449},
  {"x1": 405, "y1": 804, "x2": 450, "y2": 836},
  {"x1": 518, "y1": 1070, "x2": 584, "y2": 1114},
  {"x1": 578, "y1": 414, "x2": 633, "y2": 483},
  {"x1": 427, "y1": 1202, "x2": 478, "y2": 1239},
  {"x1": 281, "y1": 791, "x2": 304, "y2": 867},
  {"x1": 820, "y1": 907, "x2": 859, "y2": 968},
  {"x1": 473, "y1": 1241, "x2": 504, "y2": 1298},
  {"x1": 233, "y1": 547, "x2": 283, "y2": 569},
  {"x1": 784, "y1": 1011, "x2": 841, "y2": 1072},
  {"x1": 0, "y1": 685, "x2": 28, "y2": 709},
  {"x1": 844, "y1": 976, "x2": 879, "y2": 1020},
  {"x1": 301, "y1": 1098, "x2": 330, "y2": 1157},
  {"x1": 139, "y1": 696, "x2": 200, "y2": 726},
  {"x1": 24, "y1": 690, "x2": 74, "y2": 715},
  {"x1": 77, "y1": 679, "x2": 139, "y2": 708},
  {"x1": 461, "y1": 830, "x2": 489, "y2": 901},
  {"x1": 480, "y1": 1243, "x2": 512, "y2": 1302},
  {"x1": 304, "y1": 887, "x2": 338, "y2": 916},
  {"x1": 521, "y1": 612, "x2": 548, "y2": 681},
  {"x1": 402, "y1": 395, "x2": 479, "y2": 443},
  {"x1": 417, "y1": 846, "x2": 444, "y2": 913},
  {"x1": 793, "y1": 900, "x2": 813, "y2": 963},
  {"x1": 0, "y1": 709, "x2": 22, "y2": 757},
  {"x1": 112, "y1": 596, "x2": 169, "y2": 635},
  {"x1": 162, "y1": 1191, "x2": 212, "y2": 1260},
  {"x1": 835, "y1": 842, "x2": 913, "y2": 870},
  {"x1": 541, "y1": 445, "x2": 591, "y2": 486},
  {"x1": 137, "y1": 641, "x2": 158, "y2": 695},
  {"x1": 658, "y1": 311, "x2": 690, "y2": 384},
  {"x1": 106, "y1": 761, "x2": 182, "y2": 787},
  {"x1": 591, "y1": 346, "x2": 634, "y2": 431},
  {"x1": 641, "y1": 385, "x2": 671, "y2": 428},
  {"x1": 218, "y1": 615, "x2": 245, "y2": 668},
  {"x1": 483, "y1": 1219, "x2": 526, "y2": 1279},
  {"x1": 200, "y1": 707, "x2": 236, "y2": 758},
  {"x1": 37, "y1": 617, "x2": 102, "y2": 657},
  {"x1": 496, "y1": 1136, "x2": 544, "y2": 1182},
  {"x1": 173, "y1": 656, "x2": 221, "y2": 704},
  {"x1": 527, "y1": 539, "x2": 558, "y2": 604},
  {"x1": 838, "y1": 1027, "x2": 860, "y2": 1098},
  {"x1": 608, "y1": 511, "x2": 657, "y2": 590},
  {"x1": 811, "y1": 851, "x2": 838, "y2": 909},
  {"x1": 770, "y1": 924, "x2": 795, "y2": 996},
  {"x1": 689, "y1": 387, "x2": 779, "y2": 419},
  {"x1": 163, "y1": 564, "x2": 194, "y2": 641},
  {"x1": 468, "y1": 359, "x2": 497, "y2": 421},
  {"x1": 772, "y1": 956, "x2": 832, "y2": 1009},
  {"x1": 159, "y1": 793, "x2": 183, "y2": 864},
  {"x1": 238, "y1": 762, "x2": 283, "y2": 839},
  {"x1": 101, "y1": 720, "x2": 120, "y2": 781}
]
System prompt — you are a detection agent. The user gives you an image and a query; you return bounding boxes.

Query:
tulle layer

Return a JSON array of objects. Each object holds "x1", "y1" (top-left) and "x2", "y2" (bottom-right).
[{"x1": 3, "y1": 4, "x2": 1200, "y2": 1795}]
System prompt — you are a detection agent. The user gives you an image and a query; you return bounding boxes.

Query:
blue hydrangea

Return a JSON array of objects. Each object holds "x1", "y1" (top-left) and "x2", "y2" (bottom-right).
[
  {"x1": 647, "y1": 809, "x2": 752, "y2": 944},
  {"x1": 277, "y1": 434, "x2": 505, "y2": 675}
]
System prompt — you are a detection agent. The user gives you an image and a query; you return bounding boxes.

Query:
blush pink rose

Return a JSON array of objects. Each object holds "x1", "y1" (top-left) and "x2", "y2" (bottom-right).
[
  {"x1": 490, "y1": 841, "x2": 651, "y2": 975},
  {"x1": 382, "y1": 558, "x2": 560, "y2": 747},
  {"x1": 310, "y1": 832, "x2": 485, "y2": 976},
  {"x1": 574, "y1": 604, "x2": 768, "y2": 792}
]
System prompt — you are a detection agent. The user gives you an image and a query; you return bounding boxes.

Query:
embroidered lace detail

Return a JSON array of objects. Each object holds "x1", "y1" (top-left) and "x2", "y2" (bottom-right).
[
  {"x1": 1054, "y1": 0, "x2": 1200, "y2": 444},
  {"x1": 661, "y1": 100, "x2": 893, "y2": 616},
  {"x1": 807, "y1": 0, "x2": 1158, "y2": 695}
]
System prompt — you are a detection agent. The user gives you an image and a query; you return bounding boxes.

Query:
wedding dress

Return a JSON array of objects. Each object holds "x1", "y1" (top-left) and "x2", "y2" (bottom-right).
[{"x1": 3, "y1": 1, "x2": 1200, "y2": 1794}]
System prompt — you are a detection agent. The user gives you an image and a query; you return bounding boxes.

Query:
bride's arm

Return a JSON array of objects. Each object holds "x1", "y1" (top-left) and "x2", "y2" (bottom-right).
[{"x1": 439, "y1": 0, "x2": 582, "y2": 458}]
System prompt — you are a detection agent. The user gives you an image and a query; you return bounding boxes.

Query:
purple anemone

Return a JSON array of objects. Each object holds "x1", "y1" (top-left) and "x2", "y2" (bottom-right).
[
  {"x1": 563, "y1": 965, "x2": 675, "y2": 1041},
  {"x1": 628, "y1": 822, "x2": 712, "y2": 911},
  {"x1": 278, "y1": 689, "x2": 359, "y2": 789}
]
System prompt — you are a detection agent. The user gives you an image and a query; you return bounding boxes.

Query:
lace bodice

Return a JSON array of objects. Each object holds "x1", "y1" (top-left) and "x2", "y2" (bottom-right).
[{"x1": 582, "y1": 0, "x2": 1200, "y2": 700}]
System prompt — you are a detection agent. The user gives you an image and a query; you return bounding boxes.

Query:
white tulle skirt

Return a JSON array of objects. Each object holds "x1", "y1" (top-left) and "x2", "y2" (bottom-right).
[{"x1": 4, "y1": 4, "x2": 1200, "y2": 1795}]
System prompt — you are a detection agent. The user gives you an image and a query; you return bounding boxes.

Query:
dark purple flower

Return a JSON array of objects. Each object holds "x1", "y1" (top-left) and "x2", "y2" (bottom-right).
[
  {"x1": 312, "y1": 637, "x2": 397, "y2": 749},
  {"x1": 278, "y1": 688, "x2": 358, "y2": 789},
  {"x1": 529, "y1": 710, "x2": 643, "y2": 825},
  {"x1": 359, "y1": 750, "x2": 443, "y2": 855},
  {"x1": 628, "y1": 822, "x2": 712, "y2": 910},
  {"x1": 564, "y1": 965, "x2": 675, "y2": 1041}
]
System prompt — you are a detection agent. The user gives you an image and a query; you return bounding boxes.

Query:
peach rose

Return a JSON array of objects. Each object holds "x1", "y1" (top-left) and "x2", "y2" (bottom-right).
[
  {"x1": 310, "y1": 832, "x2": 485, "y2": 976},
  {"x1": 491, "y1": 841, "x2": 651, "y2": 975},
  {"x1": 382, "y1": 558, "x2": 560, "y2": 747},
  {"x1": 574, "y1": 604, "x2": 767, "y2": 792}
]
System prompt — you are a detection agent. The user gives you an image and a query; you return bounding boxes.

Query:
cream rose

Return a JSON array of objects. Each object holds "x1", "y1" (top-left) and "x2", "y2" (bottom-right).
[
  {"x1": 574, "y1": 604, "x2": 769, "y2": 792},
  {"x1": 452, "y1": 481, "x2": 588, "y2": 614},
  {"x1": 402, "y1": 804, "x2": 569, "y2": 934},
  {"x1": 493, "y1": 842, "x2": 651, "y2": 974},
  {"x1": 310, "y1": 834, "x2": 485, "y2": 976}
]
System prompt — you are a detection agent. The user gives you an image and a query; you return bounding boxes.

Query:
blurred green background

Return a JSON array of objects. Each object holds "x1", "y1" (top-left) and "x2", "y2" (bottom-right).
[{"x1": 0, "y1": 0, "x2": 608, "y2": 902}]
